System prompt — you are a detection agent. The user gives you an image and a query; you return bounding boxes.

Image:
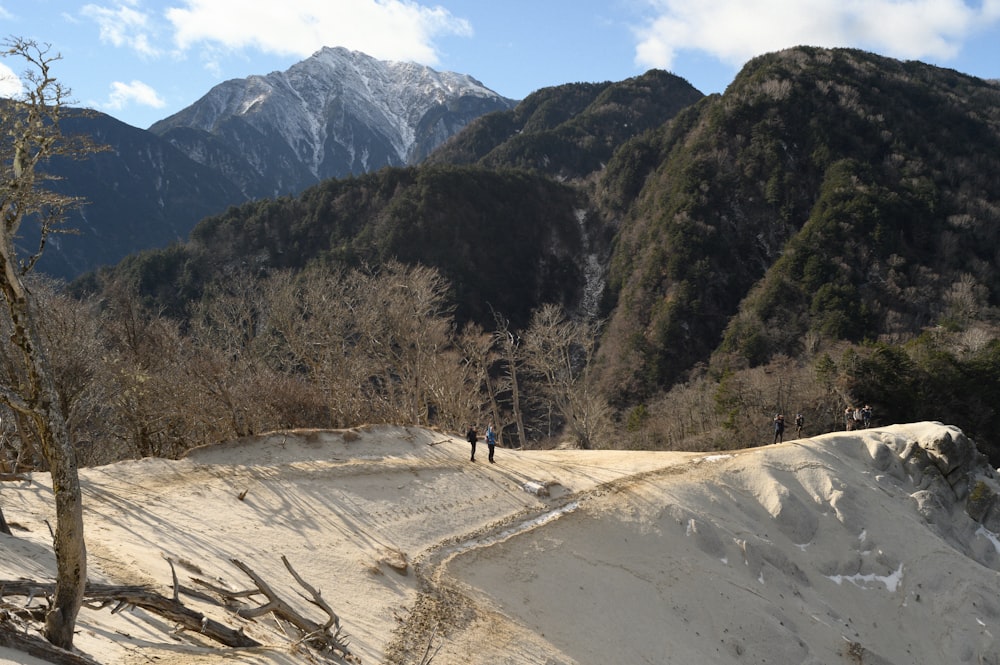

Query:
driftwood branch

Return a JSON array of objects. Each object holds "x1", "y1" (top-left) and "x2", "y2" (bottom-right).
[
  {"x1": 0, "y1": 580, "x2": 259, "y2": 648},
  {"x1": 1, "y1": 555, "x2": 351, "y2": 659},
  {"x1": 280, "y1": 554, "x2": 340, "y2": 631},
  {"x1": 221, "y1": 557, "x2": 349, "y2": 655}
]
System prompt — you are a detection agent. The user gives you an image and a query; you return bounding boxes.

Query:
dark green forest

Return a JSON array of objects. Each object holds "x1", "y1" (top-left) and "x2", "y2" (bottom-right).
[{"x1": 7, "y1": 47, "x2": 1000, "y2": 471}]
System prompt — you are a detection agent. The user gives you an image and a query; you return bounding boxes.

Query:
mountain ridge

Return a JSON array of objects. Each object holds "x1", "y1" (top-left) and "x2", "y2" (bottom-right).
[
  {"x1": 426, "y1": 69, "x2": 704, "y2": 179},
  {"x1": 79, "y1": 68, "x2": 703, "y2": 331},
  {"x1": 593, "y1": 47, "x2": 1000, "y2": 402}
]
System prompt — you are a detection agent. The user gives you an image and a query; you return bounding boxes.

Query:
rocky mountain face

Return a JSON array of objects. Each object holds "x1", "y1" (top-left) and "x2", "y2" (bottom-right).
[
  {"x1": 32, "y1": 48, "x2": 516, "y2": 279},
  {"x1": 148, "y1": 47, "x2": 518, "y2": 199}
]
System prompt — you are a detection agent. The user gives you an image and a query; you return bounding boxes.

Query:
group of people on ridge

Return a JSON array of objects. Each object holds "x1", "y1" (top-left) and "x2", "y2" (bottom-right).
[
  {"x1": 468, "y1": 407, "x2": 872, "y2": 454},
  {"x1": 771, "y1": 413, "x2": 805, "y2": 444},
  {"x1": 844, "y1": 405, "x2": 872, "y2": 431},
  {"x1": 466, "y1": 423, "x2": 497, "y2": 463},
  {"x1": 772, "y1": 404, "x2": 872, "y2": 444}
]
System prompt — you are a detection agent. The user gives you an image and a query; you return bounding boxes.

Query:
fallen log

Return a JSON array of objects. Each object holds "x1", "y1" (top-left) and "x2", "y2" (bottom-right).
[{"x1": 0, "y1": 580, "x2": 260, "y2": 648}]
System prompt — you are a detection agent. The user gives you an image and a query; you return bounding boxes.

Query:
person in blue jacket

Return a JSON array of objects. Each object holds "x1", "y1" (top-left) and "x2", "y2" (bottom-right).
[{"x1": 485, "y1": 422, "x2": 497, "y2": 463}]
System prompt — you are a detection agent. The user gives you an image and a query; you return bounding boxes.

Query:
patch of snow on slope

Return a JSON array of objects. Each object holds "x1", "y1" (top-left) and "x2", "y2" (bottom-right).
[
  {"x1": 827, "y1": 562, "x2": 904, "y2": 592},
  {"x1": 977, "y1": 525, "x2": 1000, "y2": 553}
]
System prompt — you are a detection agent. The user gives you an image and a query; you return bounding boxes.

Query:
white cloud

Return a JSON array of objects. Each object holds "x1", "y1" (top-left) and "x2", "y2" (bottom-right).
[
  {"x1": 103, "y1": 79, "x2": 166, "y2": 110},
  {"x1": 633, "y1": 0, "x2": 995, "y2": 70},
  {"x1": 165, "y1": 0, "x2": 472, "y2": 65},
  {"x1": 82, "y1": 1, "x2": 160, "y2": 57}
]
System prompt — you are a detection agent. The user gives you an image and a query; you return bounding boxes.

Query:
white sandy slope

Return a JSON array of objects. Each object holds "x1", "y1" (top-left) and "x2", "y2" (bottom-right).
[{"x1": 1, "y1": 422, "x2": 999, "y2": 664}]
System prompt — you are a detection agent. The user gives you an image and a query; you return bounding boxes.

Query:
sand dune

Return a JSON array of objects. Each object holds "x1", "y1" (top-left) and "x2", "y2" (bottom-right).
[{"x1": 1, "y1": 422, "x2": 999, "y2": 664}]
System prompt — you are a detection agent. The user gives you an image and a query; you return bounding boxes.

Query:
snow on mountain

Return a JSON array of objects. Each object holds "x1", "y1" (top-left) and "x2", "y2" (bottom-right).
[{"x1": 149, "y1": 47, "x2": 517, "y2": 197}]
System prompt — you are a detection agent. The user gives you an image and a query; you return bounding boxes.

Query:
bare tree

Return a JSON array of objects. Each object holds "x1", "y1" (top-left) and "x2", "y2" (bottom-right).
[
  {"x1": 189, "y1": 267, "x2": 293, "y2": 437},
  {"x1": 0, "y1": 38, "x2": 99, "y2": 648},
  {"x1": 97, "y1": 277, "x2": 196, "y2": 458},
  {"x1": 263, "y1": 266, "x2": 377, "y2": 426},
  {"x1": 263, "y1": 262, "x2": 466, "y2": 430},
  {"x1": 522, "y1": 303, "x2": 611, "y2": 448},
  {"x1": 453, "y1": 322, "x2": 497, "y2": 434},
  {"x1": 375, "y1": 262, "x2": 455, "y2": 425},
  {"x1": 492, "y1": 310, "x2": 527, "y2": 449},
  {"x1": 27, "y1": 276, "x2": 112, "y2": 466}
]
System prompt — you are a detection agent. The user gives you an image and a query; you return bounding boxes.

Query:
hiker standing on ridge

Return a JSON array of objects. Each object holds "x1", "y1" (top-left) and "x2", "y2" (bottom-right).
[
  {"x1": 486, "y1": 422, "x2": 497, "y2": 464},
  {"x1": 466, "y1": 425, "x2": 478, "y2": 462},
  {"x1": 773, "y1": 414, "x2": 785, "y2": 444},
  {"x1": 794, "y1": 413, "x2": 804, "y2": 438}
]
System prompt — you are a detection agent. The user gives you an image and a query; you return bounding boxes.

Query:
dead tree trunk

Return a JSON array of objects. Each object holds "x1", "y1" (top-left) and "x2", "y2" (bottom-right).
[{"x1": 0, "y1": 38, "x2": 98, "y2": 650}]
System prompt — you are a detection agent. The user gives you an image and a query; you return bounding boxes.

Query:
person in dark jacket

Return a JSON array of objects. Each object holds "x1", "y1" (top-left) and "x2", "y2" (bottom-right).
[
  {"x1": 773, "y1": 414, "x2": 785, "y2": 444},
  {"x1": 466, "y1": 425, "x2": 478, "y2": 462}
]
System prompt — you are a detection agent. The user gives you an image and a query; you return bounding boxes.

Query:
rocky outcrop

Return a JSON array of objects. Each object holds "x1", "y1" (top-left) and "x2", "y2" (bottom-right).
[{"x1": 872, "y1": 425, "x2": 1000, "y2": 559}]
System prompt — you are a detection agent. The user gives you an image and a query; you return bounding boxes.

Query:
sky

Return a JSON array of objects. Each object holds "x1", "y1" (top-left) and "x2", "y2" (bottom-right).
[{"x1": 1, "y1": 0, "x2": 999, "y2": 130}]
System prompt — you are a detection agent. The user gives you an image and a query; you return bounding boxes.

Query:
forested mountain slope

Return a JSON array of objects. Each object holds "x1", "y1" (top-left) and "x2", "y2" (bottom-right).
[
  {"x1": 595, "y1": 47, "x2": 1000, "y2": 404},
  {"x1": 23, "y1": 109, "x2": 246, "y2": 279},
  {"x1": 94, "y1": 166, "x2": 591, "y2": 330},
  {"x1": 426, "y1": 69, "x2": 703, "y2": 179},
  {"x1": 27, "y1": 49, "x2": 515, "y2": 280}
]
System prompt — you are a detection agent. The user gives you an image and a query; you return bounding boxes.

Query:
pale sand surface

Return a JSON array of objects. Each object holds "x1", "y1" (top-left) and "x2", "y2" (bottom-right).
[{"x1": 1, "y1": 422, "x2": 999, "y2": 664}]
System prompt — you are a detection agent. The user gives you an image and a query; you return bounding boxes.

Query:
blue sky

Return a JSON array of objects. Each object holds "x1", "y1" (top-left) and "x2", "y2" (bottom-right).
[{"x1": 2, "y1": 0, "x2": 999, "y2": 130}]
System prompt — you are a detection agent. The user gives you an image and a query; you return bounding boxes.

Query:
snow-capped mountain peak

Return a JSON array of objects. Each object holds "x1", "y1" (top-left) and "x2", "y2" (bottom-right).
[{"x1": 148, "y1": 46, "x2": 517, "y2": 198}]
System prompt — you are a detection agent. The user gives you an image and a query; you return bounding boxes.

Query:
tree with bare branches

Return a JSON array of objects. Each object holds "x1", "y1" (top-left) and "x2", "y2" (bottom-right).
[
  {"x1": 0, "y1": 38, "x2": 100, "y2": 649},
  {"x1": 522, "y1": 303, "x2": 612, "y2": 448},
  {"x1": 491, "y1": 309, "x2": 527, "y2": 449}
]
